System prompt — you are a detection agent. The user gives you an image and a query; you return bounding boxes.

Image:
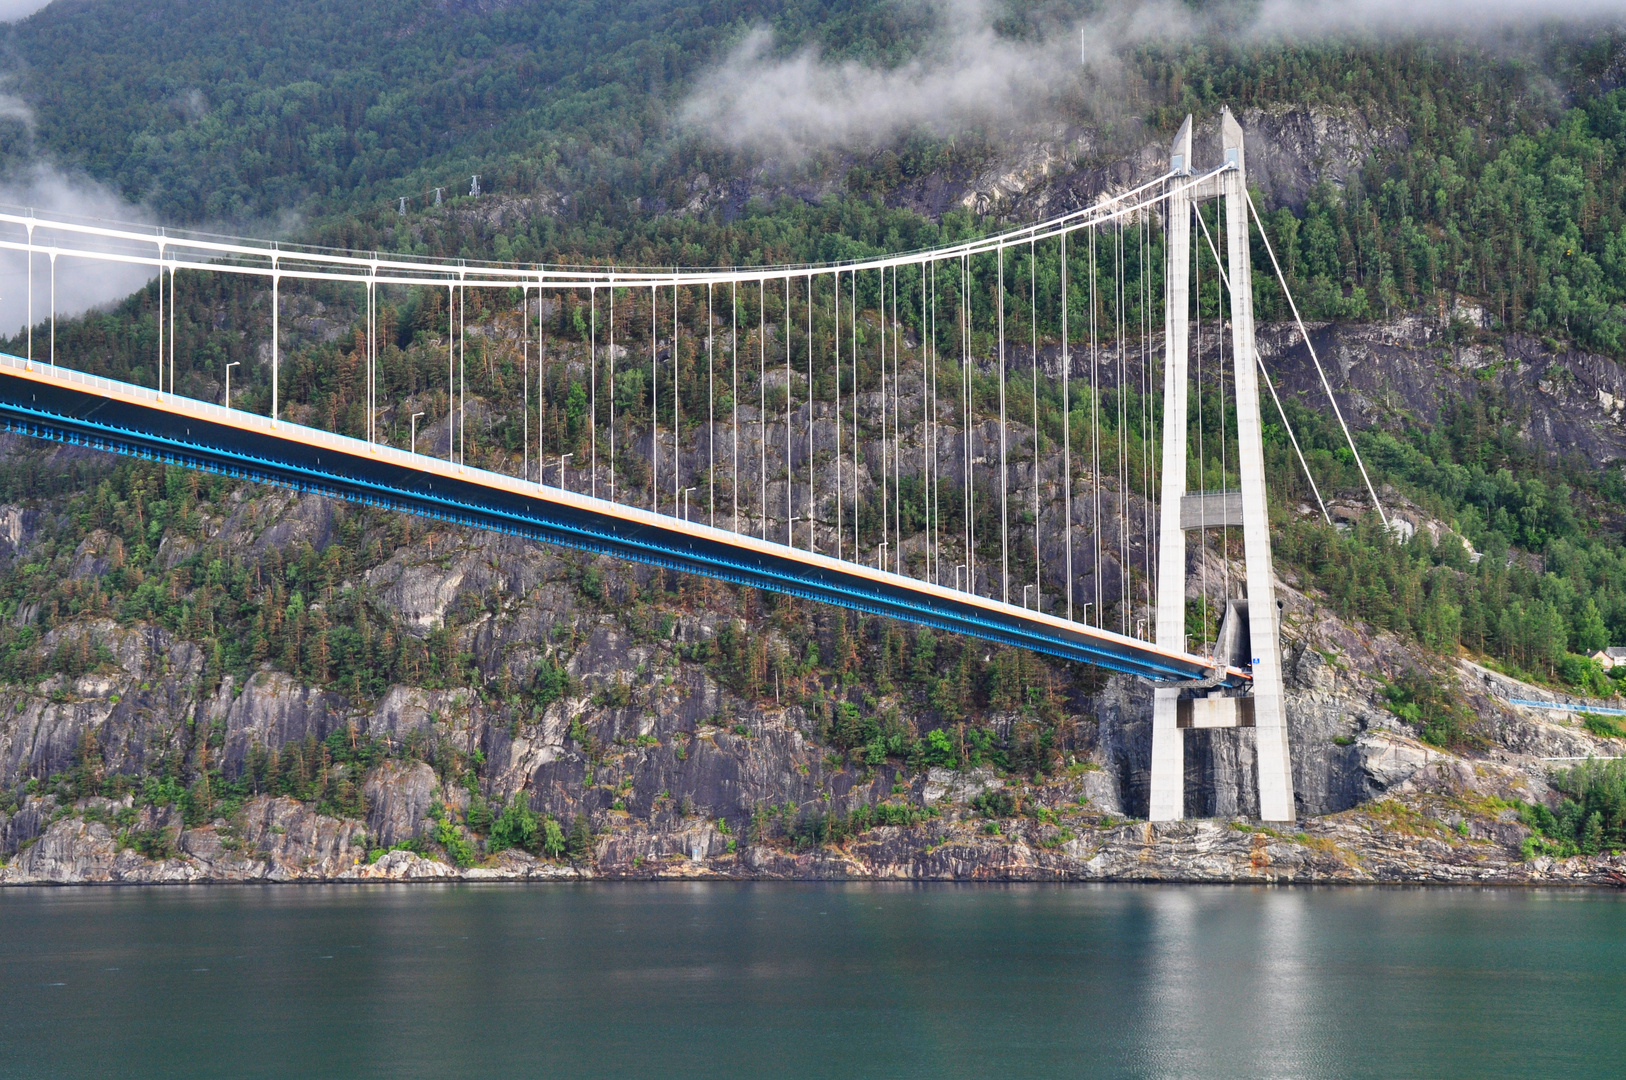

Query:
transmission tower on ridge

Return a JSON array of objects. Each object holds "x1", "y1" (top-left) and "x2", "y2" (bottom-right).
[{"x1": 1150, "y1": 108, "x2": 1295, "y2": 823}]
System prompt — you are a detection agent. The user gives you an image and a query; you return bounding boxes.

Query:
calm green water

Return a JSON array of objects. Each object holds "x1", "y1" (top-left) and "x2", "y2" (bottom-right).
[{"x1": 0, "y1": 884, "x2": 1623, "y2": 1079}]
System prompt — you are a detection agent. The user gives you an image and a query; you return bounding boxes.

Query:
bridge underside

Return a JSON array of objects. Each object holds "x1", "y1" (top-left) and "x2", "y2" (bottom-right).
[{"x1": 0, "y1": 354, "x2": 1238, "y2": 685}]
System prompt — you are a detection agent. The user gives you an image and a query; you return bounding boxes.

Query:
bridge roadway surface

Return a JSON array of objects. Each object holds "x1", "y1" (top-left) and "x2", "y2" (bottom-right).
[{"x1": 0, "y1": 350, "x2": 1244, "y2": 685}]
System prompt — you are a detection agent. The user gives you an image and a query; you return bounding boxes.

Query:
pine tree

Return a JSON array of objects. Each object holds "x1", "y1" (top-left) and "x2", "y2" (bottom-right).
[{"x1": 566, "y1": 812, "x2": 594, "y2": 862}]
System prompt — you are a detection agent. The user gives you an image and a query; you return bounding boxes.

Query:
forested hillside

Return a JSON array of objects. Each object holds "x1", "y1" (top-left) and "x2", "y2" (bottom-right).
[
  {"x1": 2, "y1": 0, "x2": 1626, "y2": 881},
  {"x1": 3, "y1": 0, "x2": 1624, "y2": 689}
]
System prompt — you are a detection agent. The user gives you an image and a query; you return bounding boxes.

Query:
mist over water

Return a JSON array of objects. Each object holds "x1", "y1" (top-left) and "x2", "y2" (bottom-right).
[{"x1": 0, "y1": 883, "x2": 1623, "y2": 1080}]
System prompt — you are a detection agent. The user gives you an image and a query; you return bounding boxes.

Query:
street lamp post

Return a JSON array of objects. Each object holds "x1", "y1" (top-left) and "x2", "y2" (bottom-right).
[
  {"x1": 1022, "y1": 584, "x2": 1035, "y2": 610},
  {"x1": 555, "y1": 453, "x2": 573, "y2": 490},
  {"x1": 410, "y1": 412, "x2": 425, "y2": 455},
  {"x1": 955, "y1": 563, "x2": 967, "y2": 592},
  {"x1": 681, "y1": 486, "x2": 697, "y2": 522},
  {"x1": 224, "y1": 362, "x2": 239, "y2": 407}
]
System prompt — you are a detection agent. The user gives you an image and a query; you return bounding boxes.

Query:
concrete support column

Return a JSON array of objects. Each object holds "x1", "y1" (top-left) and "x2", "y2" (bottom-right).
[
  {"x1": 1221, "y1": 106, "x2": 1296, "y2": 823},
  {"x1": 1149, "y1": 116, "x2": 1193, "y2": 822}
]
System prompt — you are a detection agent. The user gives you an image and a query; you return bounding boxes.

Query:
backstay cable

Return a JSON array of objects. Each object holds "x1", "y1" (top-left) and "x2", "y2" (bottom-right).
[
  {"x1": 1243, "y1": 187, "x2": 1386, "y2": 525},
  {"x1": 1193, "y1": 199, "x2": 1329, "y2": 527}
]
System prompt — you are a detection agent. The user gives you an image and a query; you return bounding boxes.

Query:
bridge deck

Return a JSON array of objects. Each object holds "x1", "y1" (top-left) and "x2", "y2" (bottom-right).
[{"x1": 0, "y1": 352, "x2": 1242, "y2": 685}]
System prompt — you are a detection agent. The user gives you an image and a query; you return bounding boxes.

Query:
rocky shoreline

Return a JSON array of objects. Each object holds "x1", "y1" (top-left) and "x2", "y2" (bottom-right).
[{"x1": 7, "y1": 760, "x2": 1625, "y2": 888}]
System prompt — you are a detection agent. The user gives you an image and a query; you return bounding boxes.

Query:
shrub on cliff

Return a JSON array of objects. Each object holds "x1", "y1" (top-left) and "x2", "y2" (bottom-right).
[{"x1": 487, "y1": 795, "x2": 539, "y2": 855}]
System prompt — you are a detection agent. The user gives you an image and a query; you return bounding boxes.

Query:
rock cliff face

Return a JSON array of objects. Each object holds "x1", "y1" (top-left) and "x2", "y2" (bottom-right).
[
  {"x1": 0, "y1": 467, "x2": 1619, "y2": 887},
  {"x1": 2, "y1": 298, "x2": 1626, "y2": 885}
]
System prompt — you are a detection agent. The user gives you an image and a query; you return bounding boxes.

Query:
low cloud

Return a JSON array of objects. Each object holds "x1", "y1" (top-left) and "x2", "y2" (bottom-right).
[
  {"x1": 679, "y1": 0, "x2": 1626, "y2": 156},
  {"x1": 0, "y1": 164, "x2": 158, "y2": 339},
  {"x1": 0, "y1": 1, "x2": 50, "y2": 23},
  {"x1": 1252, "y1": 0, "x2": 1626, "y2": 34}
]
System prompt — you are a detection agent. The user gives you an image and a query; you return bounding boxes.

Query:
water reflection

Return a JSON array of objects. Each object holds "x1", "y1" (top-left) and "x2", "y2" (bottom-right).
[{"x1": 0, "y1": 884, "x2": 1623, "y2": 1080}]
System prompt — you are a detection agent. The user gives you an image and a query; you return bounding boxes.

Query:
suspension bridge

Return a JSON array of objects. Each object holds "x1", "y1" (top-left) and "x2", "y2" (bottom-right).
[{"x1": 0, "y1": 109, "x2": 1380, "y2": 821}]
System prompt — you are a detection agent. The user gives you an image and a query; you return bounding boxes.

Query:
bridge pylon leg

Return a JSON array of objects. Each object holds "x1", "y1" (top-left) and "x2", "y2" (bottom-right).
[
  {"x1": 1149, "y1": 116, "x2": 1193, "y2": 822},
  {"x1": 1222, "y1": 107, "x2": 1295, "y2": 823}
]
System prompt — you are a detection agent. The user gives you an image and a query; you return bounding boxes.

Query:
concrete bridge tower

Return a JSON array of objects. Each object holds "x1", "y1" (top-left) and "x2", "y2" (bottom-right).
[{"x1": 1149, "y1": 108, "x2": 1296, "y2": 823}]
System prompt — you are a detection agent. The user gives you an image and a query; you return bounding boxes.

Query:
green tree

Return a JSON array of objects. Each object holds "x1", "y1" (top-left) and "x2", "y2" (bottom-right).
[
  {"x1": 488, "y1": 794, "x2": 539, "y2": 854},
  {"x1": 1575, "y1": 599, "x2": 1610, "y2": 654},
  {"x1": 565, "y1": 813, "x2": 594, "y2": 862}
]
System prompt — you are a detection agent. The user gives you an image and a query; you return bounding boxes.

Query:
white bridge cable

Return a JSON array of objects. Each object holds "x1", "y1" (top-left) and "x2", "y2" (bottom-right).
[
  {"x1": 1, "y1": 158, "x2": 1345, "y2": 668},
  {"x1": 1242, "y1": 187, "x2": 1384, "y2": 526},
  {"x1": 1192, "y1": 197, "x2": 1331, "y2": 527},
  {"x1": 0, "y1": 168, "x2": 1217, "y2": 293}
]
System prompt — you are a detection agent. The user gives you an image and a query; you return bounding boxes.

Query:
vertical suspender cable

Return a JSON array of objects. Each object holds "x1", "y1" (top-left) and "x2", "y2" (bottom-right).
[
  {"x1": 26, "y1": 225, "x2": 35, "y2": 372},
  {"x1": 1117, "y1": 217, "x2": 1129, "y2": 633},
  {"x1": 445, "y1": 283, "x2": 453, "y2": 461},
  {"x1": 807, "y1": 274, "x2": 814, "y2": 552},
  {"x1": 956, "y1": 252, "x2": 969, "y2": 595},
  {"x1": 880, "y1": 267, "x2": 888, "y2": 567},
  {"x1": 673, "y1": 280, "x2": 680, "y2": 513},
  {"x1": 169, "y1": 264, "x2": 175, "y2": 408},
  {"x1": 732, "y1": 281, "x2": 739, "y2": 533},
  {"x1": 460, "y1": 278, "x2": 466, "y2": 469},
  {"x1": 759, "y1": 277, "x2": 767, "y2": 541},
  {"x1": 1216, "y1": 202, "x2": 1231, "y2": 600},
  {"x1": 708, "y1": 283, "x2": 715, "y2": 527},
  {"x1": 366, "y1": 276, "x2": 373, "y2": 444},
  {"x1": 892, "y1": 267, "x2": 901, "y2": 574},
  {"x1": 1062, "y1": 228, "x2": 1073, "y2": 622},
  {"x1": 1031, "y1": 239, "x2": 1040, "y2": 609},
  {"x1": 1195, "y1": 204, "x2": 1209, "y2": 647},
  {"x1": 609, "y1": 282, "x2": 617, "y2": 500},
  {"x1": 835, "y1": 270, "x2": 843, "y2": 560},
  {"x1": 785, "y1": 275, "x2": 793, "y2": 546},
  {"x1": 1089, "y1": 226, "x2": 1100, "y2": 624},
  {"x1": 925, "y1": 259, "x2": 934, "y2": 582},
  {"x1": 1151, "y1": 196, "x2": 1163, "y2": 615},
  {"x1": 651, "y1": 284, "x2": 659, "y2": 512},
  {"x1": 1141, "y1": 213, "x2": 1153, "y2": 628},
  {"x1": 998, "y1": 245, "x2": 1008, "y2": 605},
  {"x1": 930, "y1": 260, "x2": 943, "y2": 582},
  {"x1": 524, "y1": 286, "x2": 530, "y2": 481},
  {"x1": 543, "y1": 288, "x2": 548, "y2": 481},
  {"x1": 590, "y1": 287, "x2": 598, "y2": 497},
  {"x1": 852, "y1": 271, "x2": 859, "y2": 559}
]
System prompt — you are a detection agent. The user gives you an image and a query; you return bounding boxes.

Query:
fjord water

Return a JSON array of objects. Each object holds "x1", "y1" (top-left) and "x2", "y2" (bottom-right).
[{"x1": 1, "y1": 884, "x2": 1622, "y2": 1079}]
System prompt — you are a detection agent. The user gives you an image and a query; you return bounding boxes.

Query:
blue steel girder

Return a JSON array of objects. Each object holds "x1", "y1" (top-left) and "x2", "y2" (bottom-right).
[{"x1": 0, "y1": 356, "x2": 1241, "y2": 685}]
